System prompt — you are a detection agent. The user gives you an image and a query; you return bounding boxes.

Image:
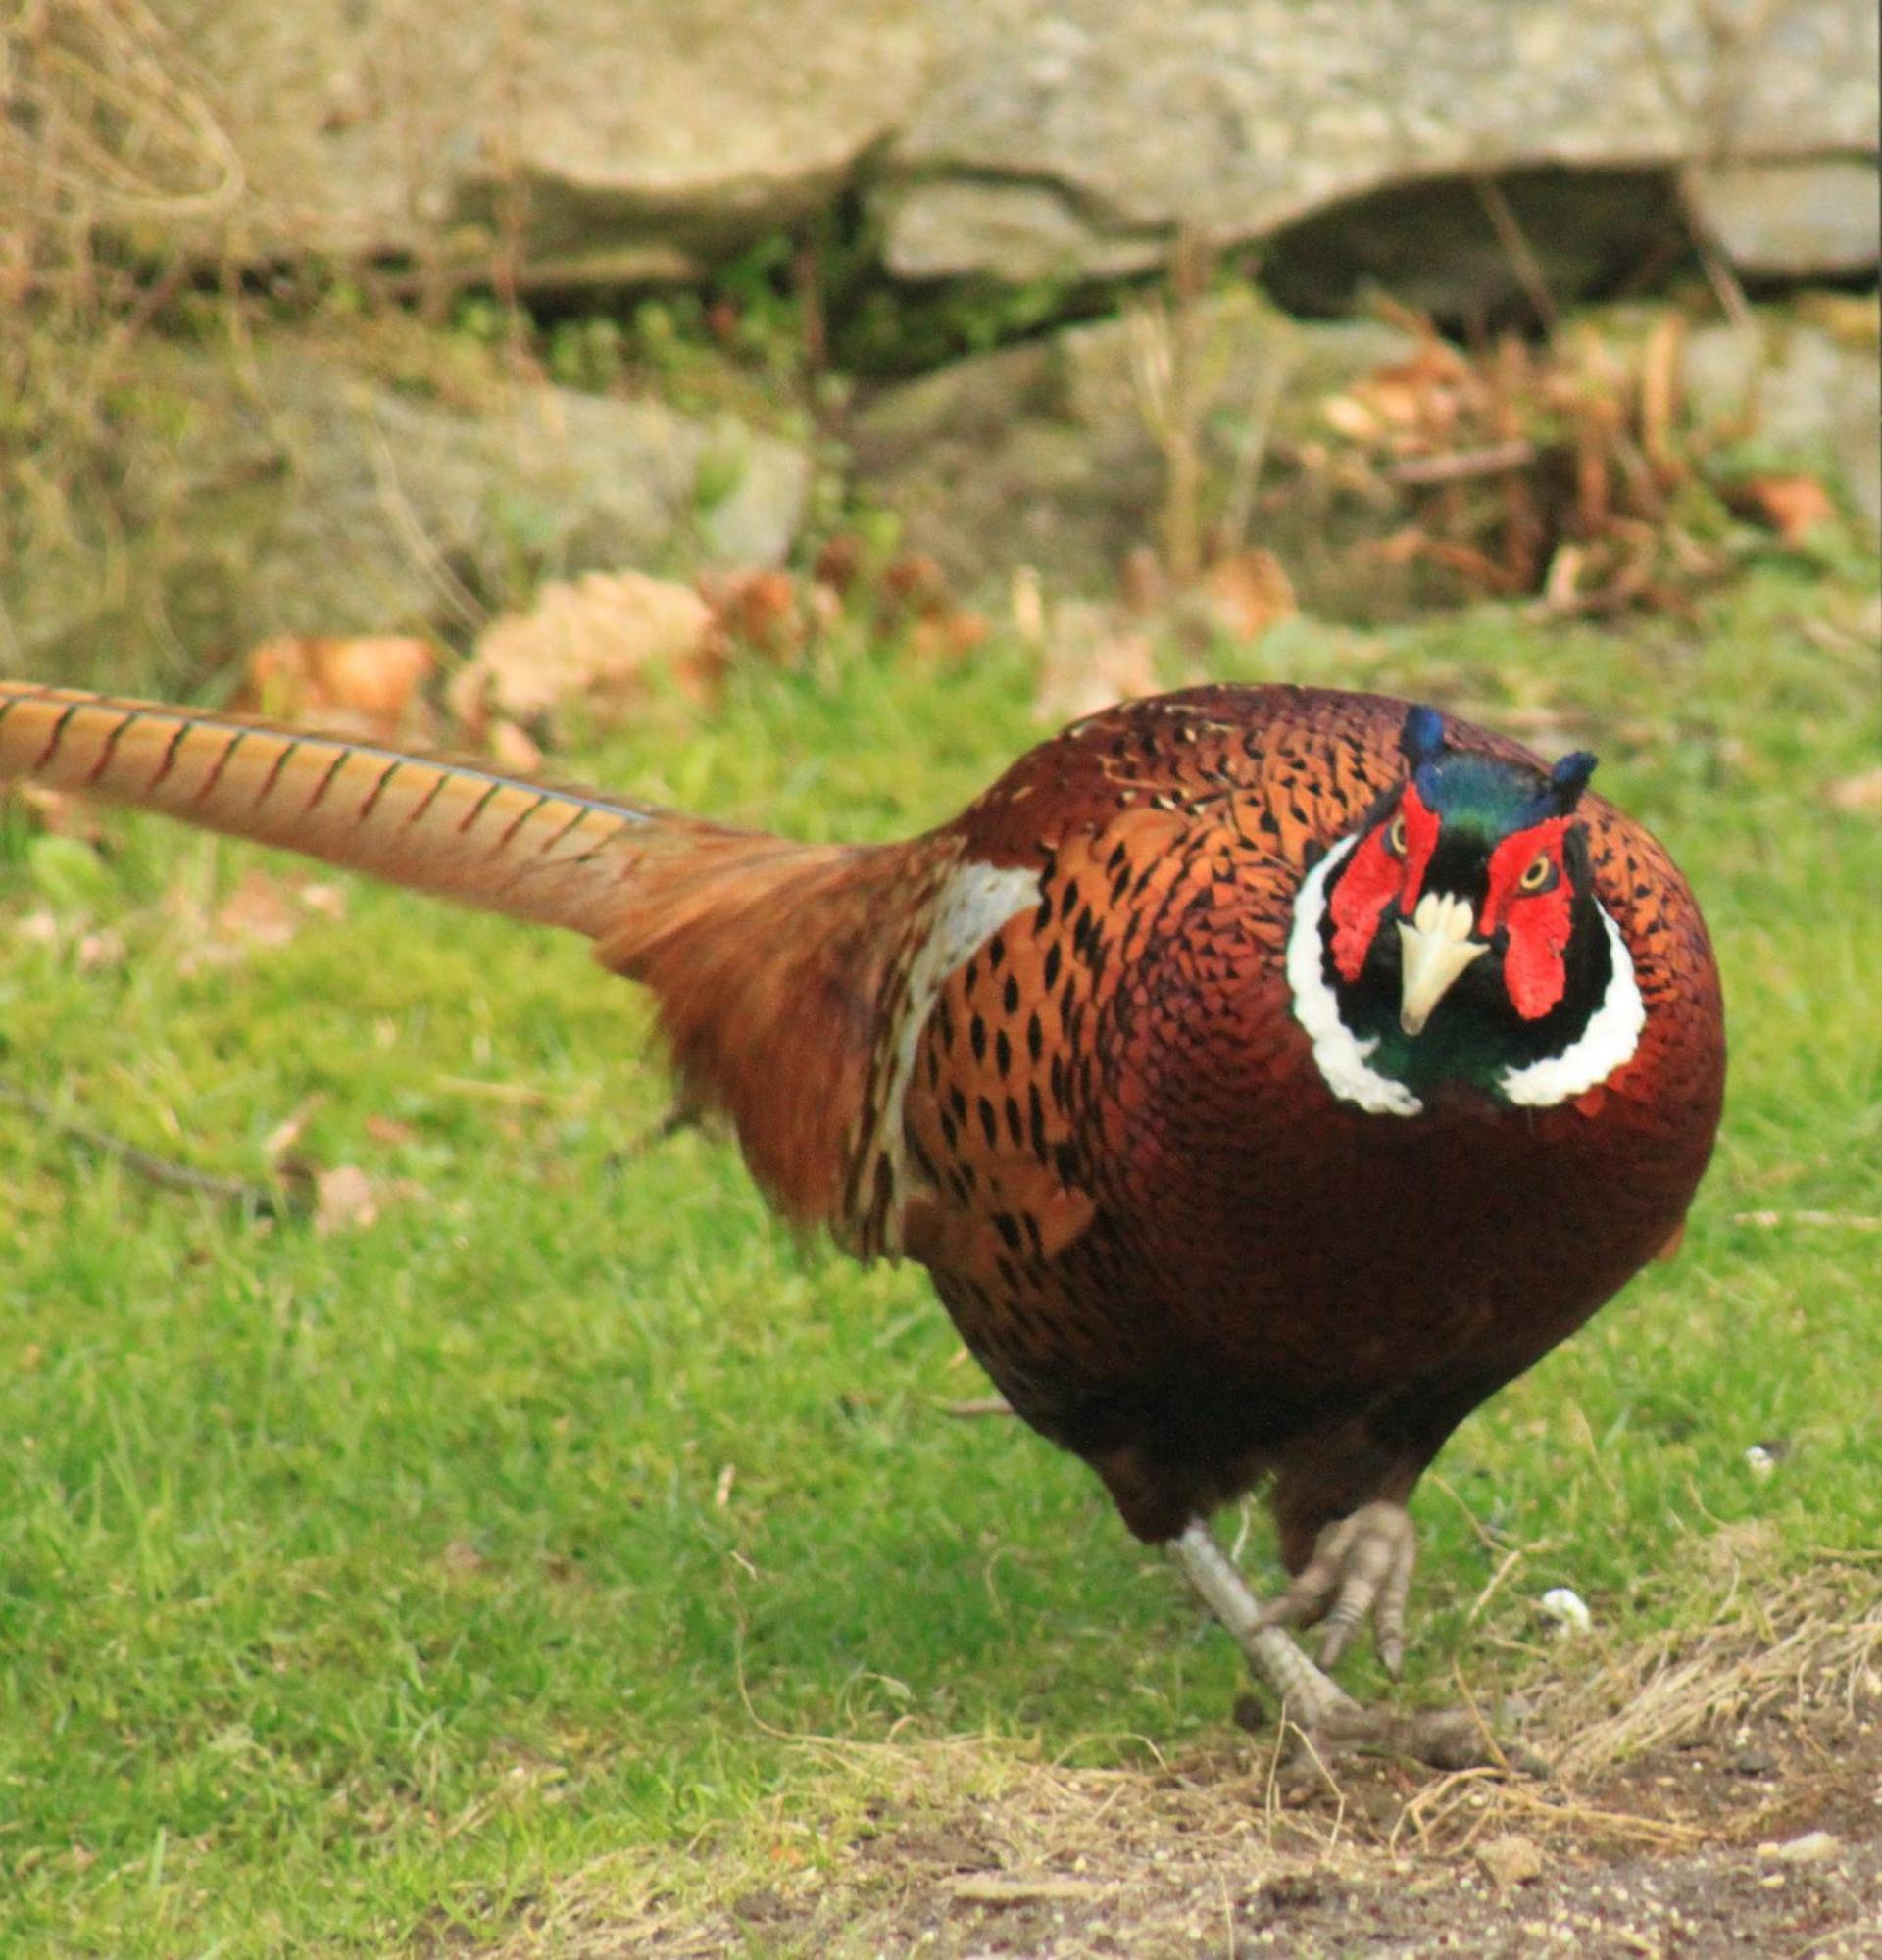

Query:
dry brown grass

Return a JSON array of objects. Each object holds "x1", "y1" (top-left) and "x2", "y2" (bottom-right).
[
  {"x1": 472, "y1": 1563, "x2": 1879, "y2": 1957},
  {"x1": 0, "y1": 0, "x2": 240, "y2": 664},
  {"x1": 0, "y1": 0, "x2": 238, "y2": 391}
]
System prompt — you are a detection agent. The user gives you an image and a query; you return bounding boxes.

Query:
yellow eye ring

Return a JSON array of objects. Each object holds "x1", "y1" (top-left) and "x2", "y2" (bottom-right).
[
  {"x1": 1518, "y1": 852, "x2": 1552, "y2": 892},
  {"x1": 1386, "y1": 812, "x2": 1408, "y2": 856}
]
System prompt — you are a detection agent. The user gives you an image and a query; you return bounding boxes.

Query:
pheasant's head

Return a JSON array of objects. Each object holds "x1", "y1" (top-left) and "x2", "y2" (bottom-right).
[{"x1": 1286, "y1": 706, "x2": 1644, "y2": 1116}]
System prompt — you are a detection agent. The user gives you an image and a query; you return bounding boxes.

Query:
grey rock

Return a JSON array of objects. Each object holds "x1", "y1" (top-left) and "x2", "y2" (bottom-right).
[
  {"x1": 3, "y1": 338, "x2": 807, "y2": 682},
  {"x1": 1687, "y1": 158, "x2": 1882, "y2": 279},
  {"x1": 882, "y1": 0, "x2": 1878, "y2": 290},
  {"x1": 1686, "y1": 303, "x2": 1882, "y2": 537},
  {"x1": 854, "y1": 288, "x2": 1882, "y2": 609},
  {"x1": 80, "y1": 1, "x2": 1875, "y2": 304},
  {"x1": 1762, "y1": 1831, "x2": 1845, "y2": 1864},
  {"x1": 878, "y1": 180, "x2": 1169, "y2": 285},
  {"x1": 131, "y1": 0, "x2": 932, "y2": 282},
  {"x1": 853, "y1": 289, "x2": 1424, "y2": 608}
]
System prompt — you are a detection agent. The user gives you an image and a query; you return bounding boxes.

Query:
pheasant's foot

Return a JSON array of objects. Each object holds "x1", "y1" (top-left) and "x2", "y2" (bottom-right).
[
  {"x1": 1305, "y1": 1701, "x2": 1527, "y2": 1774},
  {"x1": 1233, "y1": 1692, "x2": 1538, "y2": 1775},
  {"x1": 1175, "y1": 1517, "x2": 1531, "y2": 1774},
  {"x1": 1260, "y1": 1499, "x2": 1417, "y2": 1674}
]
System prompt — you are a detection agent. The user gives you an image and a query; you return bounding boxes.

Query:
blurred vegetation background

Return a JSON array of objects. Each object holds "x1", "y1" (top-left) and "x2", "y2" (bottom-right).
[
  {"x1": 0, "y1": 4, "x2": 1877, "y2": 1954},
  {"x1": 1, "y1": 0, "x2": 1876, "y2": 709}
]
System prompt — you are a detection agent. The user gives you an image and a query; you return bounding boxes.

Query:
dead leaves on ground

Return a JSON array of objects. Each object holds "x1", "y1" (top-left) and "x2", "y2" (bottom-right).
[
  {"x1": 1029, "y1": 598, "x2": 1161, "y2": 724},
  {"x1": 235, "y1": 635, "x2": 439, "y2": 743},
  {"x1": 223, "y1": 1095, "x2": 427, "y2": 1236},
  {"x1": 89, "y1": 295, "x2": 1846, "y2": 781},
  {"x1": 311, "y1": 1162, "x2": 380, "y2": 1235},
  {"x1": 1825, "y1": 766, "x2": 1882, "y2": 814},
  {"x1": 450, "y1": 569, "x2": 719, "y2": 738},
  {"x1": 1300, "y1": 307, "x2": 1847, "y2": 615},
  {"x1": 457, "y1": 553, "x2": 985, "y2": 748},
  {"x1": 1723, "y1": 472, "x2": 1837, "y2": 546},
  {"x1": 223, "y1": 550, "x2": 990, "y2": 766},
  {"x1": 1017, "y1": 299, "x2": 1850, "y2": 718}
]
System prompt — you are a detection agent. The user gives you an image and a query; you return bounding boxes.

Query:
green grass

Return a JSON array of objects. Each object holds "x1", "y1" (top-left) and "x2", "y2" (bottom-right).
[{"x1": 2, "y1": 564, "x2": 1878, "y2": 1953}]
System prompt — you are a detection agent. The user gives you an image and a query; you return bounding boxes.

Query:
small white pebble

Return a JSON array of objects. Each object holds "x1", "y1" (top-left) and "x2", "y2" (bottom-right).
[
  {"x1": 1759, "y1": 1831, "x2": 1844, "y2": 1864},
  {"x1": 1744, "y1": 1445, "x2": 1776, "y2": 1481},
  {"x1": 1538, "y1": 1587, "x2": 1593, "y2": 1636}
]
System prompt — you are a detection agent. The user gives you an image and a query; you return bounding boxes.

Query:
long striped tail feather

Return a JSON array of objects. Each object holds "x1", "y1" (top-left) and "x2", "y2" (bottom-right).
[
  {"x1": 0, "y1": 681, "x2": 772, "y2": 940},
  {"x1": 0, "y1": 680, "x2": 898, "y2": 1236}
]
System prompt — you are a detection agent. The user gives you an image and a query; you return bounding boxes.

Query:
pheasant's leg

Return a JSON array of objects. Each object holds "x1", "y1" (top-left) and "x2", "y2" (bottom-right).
[
  {"x1": 1171, "y1": 1517, "x2": 1502, "y2": 1773},
  {"x1": 1259, "y1": 1499, "x2": 1418, "y2": 1675},
  {"x1": 1169, "y1": 1519, "x2": 1361, "y2": 1731}
]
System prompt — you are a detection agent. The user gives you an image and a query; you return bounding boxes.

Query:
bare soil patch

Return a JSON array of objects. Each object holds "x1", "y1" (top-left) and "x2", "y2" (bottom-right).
[{"x1": 494, "y1": 1573, "x2": 1880, "y2": 1958}]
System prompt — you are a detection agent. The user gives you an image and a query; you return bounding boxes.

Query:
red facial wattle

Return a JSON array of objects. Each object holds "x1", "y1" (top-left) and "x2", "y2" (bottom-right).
[
  {"x1": 1481, "y1": 817, "x2": 1574, "y2": 1018},
  {"x1": 1328, "y1": 783, "x2": 1440, "y2": 981}
]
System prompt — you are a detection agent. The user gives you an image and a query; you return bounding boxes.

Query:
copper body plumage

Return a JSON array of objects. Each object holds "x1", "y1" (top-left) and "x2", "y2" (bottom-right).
[
  {"x1": 0, "y1": 678, "x2": 1725, "y2": 1749},
  {"x1": 895, "y1": 690, "x2": 1723, "y2": 1559}
]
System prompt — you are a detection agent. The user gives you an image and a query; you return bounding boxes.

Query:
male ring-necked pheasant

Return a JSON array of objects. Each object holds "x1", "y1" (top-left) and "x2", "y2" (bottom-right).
[{"x1": 0, "y1": 679, "x2": 1724, "y2": 1761}]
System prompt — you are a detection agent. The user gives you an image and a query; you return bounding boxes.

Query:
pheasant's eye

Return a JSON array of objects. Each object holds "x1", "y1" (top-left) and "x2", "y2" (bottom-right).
[
  {"x1": 1518, "y1": 852, "x2": 1553, "y2": 893},
  {"x1": 1386, "y1": 812, "x2": 1408, "y2": 857}
]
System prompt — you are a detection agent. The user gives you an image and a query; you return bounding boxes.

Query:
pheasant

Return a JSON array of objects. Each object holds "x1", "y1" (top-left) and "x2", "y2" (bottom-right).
[{"x1": 0, "y1": 678, "x2": 1724, "y2": 1762}]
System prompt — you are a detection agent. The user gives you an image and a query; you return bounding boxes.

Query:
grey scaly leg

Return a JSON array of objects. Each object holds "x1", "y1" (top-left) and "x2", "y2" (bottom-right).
[
  {"x1": 1170, "y1": 1517, "x2": 1504, "y2": 1773},
  {"x1": 1169, "y1": 1518, "x2": 1362, "y2": 1730}
]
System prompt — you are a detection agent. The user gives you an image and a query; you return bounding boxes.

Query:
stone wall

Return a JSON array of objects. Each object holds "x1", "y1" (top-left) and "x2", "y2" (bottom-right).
[{"x1": 58, "y1": 0, "x2": 1880, "y2": 291}]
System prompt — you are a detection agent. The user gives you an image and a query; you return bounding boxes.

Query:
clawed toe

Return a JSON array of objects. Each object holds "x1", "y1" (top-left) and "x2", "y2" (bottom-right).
[
  {"x1": 1260, "y1": 1499, "x2": 1418, "y2": 1674},
  {"x1": 1174, "y1": 1514, "x2": 1537, "y2": 1778},
  {"x1": 1315, "y1": 1701, "x2": 1511, "y2": 1773},
  {"x1": 1249, "y1": 1699, "x2": 1540, "y2": 1776}
]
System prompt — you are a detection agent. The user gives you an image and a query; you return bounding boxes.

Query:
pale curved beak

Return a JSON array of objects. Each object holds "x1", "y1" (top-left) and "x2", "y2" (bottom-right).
[{"x1": 1396, "y1": 891, "x2": 1487, "y2": 1036}]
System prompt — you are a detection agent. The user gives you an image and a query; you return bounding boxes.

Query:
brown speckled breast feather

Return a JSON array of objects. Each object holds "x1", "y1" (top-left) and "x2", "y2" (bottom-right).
[{"x1": 892, "y1": 687, "x2": 1723, "y2": 1551}]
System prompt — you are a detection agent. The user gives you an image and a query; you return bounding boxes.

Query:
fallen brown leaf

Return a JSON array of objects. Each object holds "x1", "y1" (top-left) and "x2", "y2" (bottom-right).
[
  {"x1": 7, "y1": 782, "x2": 105, "y2": 842},
  {"x1": 1193, "y1": 547, "x2": 1297, "y2": 640},
  {"x1": 237, "y1": 635, "x2": 438, "y2": 741},
  {"x1": 313, "y1": 1164, "x2": 379, "y2": 1235},
  {"x1": 262, "y1": 1101, "x2": 321, "y2": 1165},
  {"x1": 1009, "y1": 565, "x2": 1047, "y2": 647},
  {"x1": 1731, "y1": 472, "x2": 1837, "y2": 544},
  {"x1": 1322, "y1": 392, "x2": 1383, "y2": 441},
  {"x1": 696, "y1": 566, "x2": 845, "y2": 675},
  {"x1": 812, "y1": 532, "x2": 865, "y2": 594},
  {"x1": 907, "y1": 608, "x2": 989, "y2": 664},
  {"x1": 1825, "y1": 766, "x2": 1882, "y2": 813},
  {"x1": 440, "y1": 1539, "x2": 485, "y2": 1578},
  {"x1": 453, "y1": 570, "x2": 717, "y2": 735},
  {"x1": 487, "y1": 717, "x2": 545, "y2": 773},
  {"x1": 702, "y1": 567, "x2": 804, "y2": 662},
  {"x1": 75, "y1": 929, "x2": 125, "y2": 972},
  {"x1": 172, "y1": 872, "x2": 348, "y2": 974},
  {"x1": 213, "y1": 870, "x2": 302, "y2": 951},
  {"x1": 1474, "y1": 1835, "x2": 1545, "y2": 1890}
]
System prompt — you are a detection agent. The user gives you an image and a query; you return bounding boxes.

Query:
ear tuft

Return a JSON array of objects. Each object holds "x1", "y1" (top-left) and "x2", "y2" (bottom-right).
[
  {"x1": 1549, "y1": 750, "x2": 1598, "y2": 811},
  {"x1": 1399, "y1": 705, "x2": 1447, "y2": 769}
]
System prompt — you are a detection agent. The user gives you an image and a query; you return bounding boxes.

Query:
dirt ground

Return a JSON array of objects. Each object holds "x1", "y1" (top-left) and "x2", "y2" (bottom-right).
[
  {"x1": 501, "y1": 1576, "x2": 1881, "y2": 1959},
  {"x1": 814, "y1": 1712, "x2": 1882, "y2": 1959}
]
